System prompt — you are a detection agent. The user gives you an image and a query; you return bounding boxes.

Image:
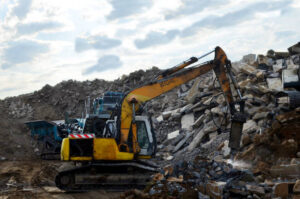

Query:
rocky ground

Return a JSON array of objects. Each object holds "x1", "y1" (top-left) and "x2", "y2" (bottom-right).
[{"x1": 0, "y1": 43, "x2": 300, "y2": 199}]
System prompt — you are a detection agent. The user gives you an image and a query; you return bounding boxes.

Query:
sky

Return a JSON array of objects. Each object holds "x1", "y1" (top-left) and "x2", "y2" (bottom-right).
[{"x1": 0, "y1": 0, "x2": 299, "y2": 99}]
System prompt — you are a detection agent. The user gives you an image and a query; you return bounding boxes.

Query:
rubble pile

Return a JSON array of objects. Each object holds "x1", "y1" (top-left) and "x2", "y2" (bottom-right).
[
  {"x1": 0, "y1": 67, "x2": 163, "y2": 160},
  {"x1": 0, "y1": 42, "x2": 299, "y2": 198},
  {"x1": 140, "y1": 42, "x2": 300, "y2": 198}
]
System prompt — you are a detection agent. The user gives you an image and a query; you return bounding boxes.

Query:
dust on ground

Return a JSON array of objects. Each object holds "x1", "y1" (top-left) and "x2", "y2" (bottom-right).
[{"x1": 0, "y1": 161, "x2": 121, "y2": 199}]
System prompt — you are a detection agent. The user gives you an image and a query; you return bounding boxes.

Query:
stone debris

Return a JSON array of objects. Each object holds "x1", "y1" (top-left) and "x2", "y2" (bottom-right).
[
  {"x1": 1, "y1": 41, "x2": 300, "y2": 199},
  {"x1": 167, "y1": 130, "x2": 180, "y2": 140},
  {"x1": 137, "y1": 42, "x2": 300, "y2": 198},
  {"x1": 181, "y1": 113, "x2": 194, "y2": 130},
  {"x1": 266, "y1": 78, "x2": 282, "y2": 91}
]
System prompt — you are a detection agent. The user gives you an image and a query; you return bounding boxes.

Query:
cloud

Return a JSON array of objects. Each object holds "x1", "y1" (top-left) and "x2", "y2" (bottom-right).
[
  {"x1": 75, "y1": 35, "x2": 121, "y2": 52},
  {"x1": 1, "y1": 39, "x2": 49, "y2": 69},
  {"x1": 107, "y1": 0, "x2": 152, "y2": 20},
  {"x1": 165, "y1": 0, "x2": 226, "y2": 20},
  {"x1": 135, "y1": 30, "x2": 180, "y2": 49},
  {"x1": 275, "y1": 30, "x2": 296, "y2": 38},
  {"x1": 11, "y1": 0, "x2": 32, "y2": 20},
  {"x1": 181, "y1": 0, "x2": 292, "y2": 37},
  {"x1": 17, "y1": 21, "x2": 64, "y2": 35},
  {"x1": 83, "y1": 55, "x2": 122, "y2": 75}
]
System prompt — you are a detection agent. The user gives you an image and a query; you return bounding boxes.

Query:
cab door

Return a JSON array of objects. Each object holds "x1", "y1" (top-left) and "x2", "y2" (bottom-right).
[{"x1": 135, "y1": 116, "x2": 156, "y2": 156}]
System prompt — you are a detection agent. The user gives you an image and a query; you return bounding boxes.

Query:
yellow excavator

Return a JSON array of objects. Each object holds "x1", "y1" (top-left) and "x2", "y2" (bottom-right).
[{"x1": 55, "y1": 46, "x2": 246, "y2": 191}]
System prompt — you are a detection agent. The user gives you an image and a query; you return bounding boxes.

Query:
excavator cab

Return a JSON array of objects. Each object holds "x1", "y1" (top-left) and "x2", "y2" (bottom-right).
[{"x1": 133, "y1": 116, "x2": 156, "y2": 156}]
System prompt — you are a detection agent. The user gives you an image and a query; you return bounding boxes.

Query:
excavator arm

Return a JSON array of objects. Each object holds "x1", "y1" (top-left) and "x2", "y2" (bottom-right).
[{"x1": 118, "y1": 46, "x2": 246, "y2": 154}]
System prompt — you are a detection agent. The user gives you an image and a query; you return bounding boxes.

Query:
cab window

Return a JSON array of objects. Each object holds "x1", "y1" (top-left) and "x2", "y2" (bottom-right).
[{"x1": 136, "y1": 121, "x2": 149, "y2": 149}]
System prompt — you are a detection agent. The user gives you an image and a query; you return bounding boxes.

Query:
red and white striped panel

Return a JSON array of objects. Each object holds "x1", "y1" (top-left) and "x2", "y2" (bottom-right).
[{"x1": 68, "y1": 133, "x2": 95, "y2": 139}]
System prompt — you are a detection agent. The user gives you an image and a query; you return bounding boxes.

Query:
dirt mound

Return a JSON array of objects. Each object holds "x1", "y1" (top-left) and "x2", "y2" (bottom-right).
[{"x1": 0, "y1": 67, "x2": 163, "y2": 160}]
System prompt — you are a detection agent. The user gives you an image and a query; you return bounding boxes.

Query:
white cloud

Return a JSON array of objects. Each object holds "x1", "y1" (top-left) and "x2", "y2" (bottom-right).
[
  {"x1": 75, "y1": 35, "x2": 122, "y2": 52},
  {"x1": 11, "y1": 0, "x2": 32, "y2": 20},
  {"x1": 107, "y1": 0, "x2": 153, "y2": 20},
  {"x1": 1, "y1": 39, "x2": 49, "y2": 69},
  {"x1": 135, "y1": 30, "x2": 180, "y2": 49},
  {"x1": 164, "y1": 0, "x2": 228, "y2": 20},
  {"x1": 0, "y1": 0, "x2": 299, "y2": 99},
  {"x1": 83, "y1": 55, "x2": 122, "y2": 75},
  {"x1": 17, "y1": 21, "x2": 64, "y2": 35}
]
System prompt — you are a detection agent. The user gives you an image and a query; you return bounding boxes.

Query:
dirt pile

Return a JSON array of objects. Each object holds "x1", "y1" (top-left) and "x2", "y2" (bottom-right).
[{"x1": 0, "y1": 67, "x2": 163, "y2": 160}]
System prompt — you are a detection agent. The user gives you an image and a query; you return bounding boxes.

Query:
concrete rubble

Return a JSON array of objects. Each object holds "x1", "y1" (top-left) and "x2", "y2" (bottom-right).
[
  {"x1": 124, "y1": 42, "x2": 300, "y2": 198},
  {"x1": 0, "y1": 42, "x2": 300, "y2": 198}
]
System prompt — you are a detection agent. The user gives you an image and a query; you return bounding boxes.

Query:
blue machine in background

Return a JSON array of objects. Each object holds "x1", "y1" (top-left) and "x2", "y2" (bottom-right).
[
  {"x1": 92, "y1": 91, "x2": 124, "y2": 119},
  {"x1": 25, "y1": 91, "x2": 124, "y2": 160},
  {"x1": 25, "y1": 118, "x2": 83, "y2": 159}
]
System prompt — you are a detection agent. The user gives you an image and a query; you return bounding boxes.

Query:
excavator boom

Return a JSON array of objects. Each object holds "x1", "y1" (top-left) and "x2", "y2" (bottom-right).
[{"x1": 118, "y1": 46, "x2": 245, "y2": 154}]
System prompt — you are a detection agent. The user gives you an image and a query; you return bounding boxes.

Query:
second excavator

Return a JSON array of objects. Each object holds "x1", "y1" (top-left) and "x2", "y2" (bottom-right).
[{"x1": 55, "y1": 46, "x2": 247, "y2": 191}]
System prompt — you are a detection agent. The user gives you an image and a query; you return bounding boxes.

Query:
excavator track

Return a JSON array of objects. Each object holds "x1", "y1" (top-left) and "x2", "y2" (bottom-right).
[{"x1": 55, "y1": 160, "x2": 159, "y2": 192}]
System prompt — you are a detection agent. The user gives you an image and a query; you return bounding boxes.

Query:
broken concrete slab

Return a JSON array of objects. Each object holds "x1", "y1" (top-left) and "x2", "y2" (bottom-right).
[
  {"x1": 240, "y1": 63, "x2": 257, "y2": 75},
  {"x1": 209, "y1": 132, "x2": 218, "y2": 140},
  {"x1": 203, "y1": 121, "x2": 218, "y2": 133},
  {"x1": 246, "y1": 184, "x2": 265, "y2": 196},
  {"x1": 238, "y1": 79, "x2": 251, "y2": 88},
  {"x1": 266, "y1": 78, "x2": 283, "y2": 91},
  {"x1": 294, "y1": 180, "x2": 300, "y2": 193},
  {"x1": 173, "y1": 132, "x2": 192, "y2": 153},
  {"x1": 167, "y1": 130, "x2": 180, "y2": 140},
  {"x1": 242, "y1": 54, "x2": 256, "y2": 65},
  {"x1": 283, "y1": 68, "x2": 299, "y2": 85},
  {"x1": 162, "y1": 111, "x2": 173, "y2": 120},
  {"x1": 231, "y1": 61, "x2": 242, "y2": 74},
  {"x1": 273, "y1": 62, "x2": 283, "y2": 72},
  {"x1": 211, "y1": 106, "x2": 224, "y2": 116},
  {"x1": 252, "y1": 111, "x2": 268, "y2": 120},
  {"x1": 156, "y1": 115, "x2": 163, "y2": 122},
  {"x1": 181, "y1": 113, "x2": 194, "y2": 130},
  {"x1": 186, "y1": 77, "x2": 201, "y2": 104},
  {"x1": 270, "y1": 163, "x2": 300, "y2": 178},
  {"x1": 193, "y1": 114, "x2": 205, "y2": 128},
  {"x1": 188, "y1": 128, "x2": 205, "y2": 151},
  {"x1": 180, "y1": 104, "x2": 193, "y2": 114},
  {"x1": 221, "y1": 140, "x2": 231, "y2": 157},
  {"x1": 288, "y1": 42, "x2": 300, "y2": 55},
  {"x1": 205, "y1": 181, "x2": 226, "y2": 199},
  {"x1": 42, "y1": 186, "x2": 64, "y2": 193}
]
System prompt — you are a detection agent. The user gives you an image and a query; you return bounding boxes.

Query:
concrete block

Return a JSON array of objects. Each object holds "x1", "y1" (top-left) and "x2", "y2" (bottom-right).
[
  {"x1": 156, "y1": 115, "x2": 163, "y2": 122},
  {"x1": 173, "y1": 132, "x2": 192, "y2": 153},
  {"x1": 181, "y1": 113, "x2": 194, "y2": 130},
  {"x1": 193, "y1": 114, "x2": 205, "y2": 128},
  {"x1": 188, "y1": 128, "x2": 205, "y2": 151},
  {"x1": 167, "y1": 130, "x2": 180, "y2": 140},
  {"x1": 240, "y1": 63, "x2": 257, "y2": 75},
  {"x1": 206, "y1": 181, "x2": 226, "y2": 199},
  {"x1": 242, "y1": 54, "x2": 256, "y2": 65},
  {"x1": 270, "y1": 164, "x2": 300, "y2": 178},
  {"x1": 162, "y1": 111, "x2": 172, "y2": 120},
  {"x1": 186, "y1": 77, "x2": 201, "y2": 103},
  {"x1": 294, "y1": 180, "x2": 300, "y2": 193},
  {"x1": 283, "y1": 69, "x2": 299, "y2": 84},
  {"x1": 267, "y1": 78, "x2": 283, "y2": 91},
  {"x1": 242, "y1": 120, "x2": 258, "y2": 134}
]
